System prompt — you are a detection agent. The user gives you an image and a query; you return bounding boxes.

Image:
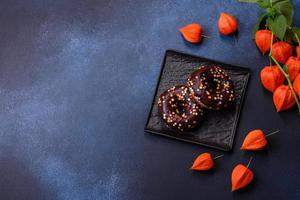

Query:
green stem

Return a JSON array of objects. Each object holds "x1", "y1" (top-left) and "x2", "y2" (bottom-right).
[
  {"x1": 268, "y1": 32, "x2": 273, "y2": 65},
  {"x1": 246, "y1": 157, "x2": 253, "y2": 168},
  {"x1": 269, "y1": 32, "x2": 274, "y2": 57},
  {"x1": 265, "y1": 130, "x2": 280, "y2": 137},
  {"x1": 268, "y1": 56, "x2": 273, "y2": 66},
  {"x1": 213, "y1": 155, "x2": 224, "y2": 160},
  {"x1": 271, "y1": 56, "x2": 287, "y2": 76},
  {"x1": 268, "y1": 31, "x2": 300, "y2": 114},
  {"x1": 270, "y1": 56, "x2": 300, "y2": 114},
  {"x1": 202, "y1": 35, "x2": 211, "y2": 38}
]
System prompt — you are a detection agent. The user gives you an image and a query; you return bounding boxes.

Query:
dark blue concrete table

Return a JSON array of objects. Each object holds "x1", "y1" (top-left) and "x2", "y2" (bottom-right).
[{"x1": 0, "y1": 0, "x2": 299, "y2": 199}]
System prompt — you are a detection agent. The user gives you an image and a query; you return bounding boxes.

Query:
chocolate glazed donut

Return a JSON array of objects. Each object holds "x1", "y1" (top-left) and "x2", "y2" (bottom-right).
[
  {"x1": 157, "y1": 85, "x2": 205, "y2": 131},
  {"x1": 187, "y1": 66, "x2": 235, "y2": 110}
]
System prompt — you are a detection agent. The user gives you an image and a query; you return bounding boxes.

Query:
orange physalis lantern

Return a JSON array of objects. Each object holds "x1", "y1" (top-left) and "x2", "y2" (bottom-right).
[
  {"x1": 190, "y1": 153, "x2": 215, "y2": 171},
  {"x1": 241, "y1": 129, "x2": 279, "y2": 151},
  {"x1": 180, "y1": 23, "x2": 203, "y2": 43},
  {"x1": 273, "y1": 85, "x2": 296, "y2": 112},
  {"x1": 255, "y1": 30, "x2": 272, "y2": 55},
  {"x1": 260, "y1": 65, "x2": 285, "y2": 92},
  {"x1": 293, "y1": 74, "x2": 300, "y2": 97},
  {"x1": 231, "y1": 157, "x2": 254, "y2": 192},
  {"x1": 218, "y1": 12, "x2": 238, "y2": 35},
  {"x1": 271, "y1": 41, "x2": 293, "y2": 64},
  {"x1": 296, "y1": 46, "x2": 300, "y2": 58},
  {"x1": 285, "y1": 56, "x2": 300, "y2": 81},
  {"x1": 241, "y1": 129, "x2": 267, "y2": 151}
]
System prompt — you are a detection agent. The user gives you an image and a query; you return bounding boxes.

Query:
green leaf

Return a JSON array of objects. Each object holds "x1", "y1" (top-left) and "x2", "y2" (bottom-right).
[
  {"x1": 272, "y1": 0, "x2": 288, "y2": 4},
  {"x1": 267, "y1": 14, "x2": 287, "y2": 40},
  {"x1": 266, "y1": 17, "x2": 272, "y2": 29},
  {"x1": 272, "y1": 0, "x2": 290, "y2": 6},
  {"x1": 257, "y1": 0, "x2": 271, "y2": 9},
  {"x1": 273, "y1": 0, "x2": 294, "y2": 26},
  {"x1": 284, "y1": 28, "x2": 295, "y2": 44},
  {"x1": 266, "y1": 7, "x2": 279, "y2": 19},
  {"x1": 252, "y1": 12, "x2": 268, "y2": 38},
  {"x1": 238, "y1": 0, "x2": 258, "y2": 3}
]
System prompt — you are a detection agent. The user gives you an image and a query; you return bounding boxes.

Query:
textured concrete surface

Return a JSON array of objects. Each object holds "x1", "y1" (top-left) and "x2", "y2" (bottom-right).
[{"x1": 0, "y1": 0, "x2": 299, "y2": 199}]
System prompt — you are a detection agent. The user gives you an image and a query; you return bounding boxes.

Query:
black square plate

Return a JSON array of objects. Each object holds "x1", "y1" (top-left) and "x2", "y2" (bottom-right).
[{"x1": 145, "y1": 50, "x2": 250, "y2": 151}]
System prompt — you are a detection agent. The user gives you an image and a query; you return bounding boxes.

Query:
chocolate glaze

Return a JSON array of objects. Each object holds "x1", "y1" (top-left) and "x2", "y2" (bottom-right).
[
  {"x1": 187, "y1": 66, "x2": 235, "y2": 110},
  {"x1": 157, "y1": 85, "x2": 205, "y2": 131}
]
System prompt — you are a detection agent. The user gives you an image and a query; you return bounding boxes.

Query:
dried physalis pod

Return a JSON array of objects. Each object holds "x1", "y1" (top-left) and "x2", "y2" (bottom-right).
[
  {"x1": 190, "y1": 153, "x2": 223, "y2": 171},
  {"x1": 260, "y1": 65, "x2": 285, "y2": 92},
  {"x1": 273, "y1": 85, "x2": 296, "y2": 112},
  {"x1": 296, "y1": 46, "x2": 300, "y2": 58},
  {"x1": 218, "y1": 12, "x2": 238, "y2": 35},
  {"x1": 180, "y1": 23, "x2": 203, "y2": 43},
  {"x1": 285, "y1": 56, "x2": 300, "y2": 81},
  {"x1": 241, "y1": 129, "x2": 279, "y2": 151},
  {"x1": 271, "y1": 41, "x2": 293, "y2": 64},
  {"x1": 293, "y1": 74, "x2": 300, "y2": 97},
  {"x1": 255, "y1": 30, "x2": 273, "y2": 55},
  {"x1": 231, "y1": 157, "x2": 254, "y2": 192}
]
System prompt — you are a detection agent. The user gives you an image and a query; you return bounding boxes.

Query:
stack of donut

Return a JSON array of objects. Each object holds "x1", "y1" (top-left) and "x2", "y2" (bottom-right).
[{"x1": 158, "y1": 65, "x2": 235, "y2": 132}]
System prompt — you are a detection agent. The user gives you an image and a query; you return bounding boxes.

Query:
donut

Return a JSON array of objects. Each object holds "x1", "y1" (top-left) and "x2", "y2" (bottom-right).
[
  {"x1": 187, "y1": 66, "x2": 235, "y2": 110},
  {"x1": 157, "y1": 85, "x2": 205, "y2": 131}
]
